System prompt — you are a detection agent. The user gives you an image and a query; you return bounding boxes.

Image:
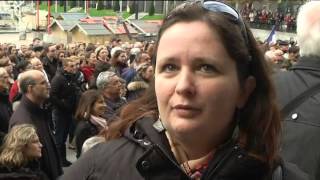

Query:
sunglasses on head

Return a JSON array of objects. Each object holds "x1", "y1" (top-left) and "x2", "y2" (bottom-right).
[
  {"x1": 202, "y1": 1, "x2": 250, "y2": 47},
  {"x1": 172, "y1": 0, "x2": 251, "y2": 60}
]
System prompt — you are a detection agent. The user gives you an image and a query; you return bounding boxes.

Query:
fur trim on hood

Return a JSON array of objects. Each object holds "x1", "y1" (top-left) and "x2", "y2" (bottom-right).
[{"x1": 127, "y1": 81, "x2": 149, "y2": 91}]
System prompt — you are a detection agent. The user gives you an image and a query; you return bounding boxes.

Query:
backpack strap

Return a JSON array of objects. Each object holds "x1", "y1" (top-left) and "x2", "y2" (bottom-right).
[{"x1": 281, "y1": 83, "x2": 320, "y2": 118}]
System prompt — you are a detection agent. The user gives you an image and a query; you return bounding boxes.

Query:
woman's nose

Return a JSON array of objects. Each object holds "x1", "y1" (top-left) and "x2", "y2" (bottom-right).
[{"x1": 175, "y1": 70, "x2": 196, "y2": 97}]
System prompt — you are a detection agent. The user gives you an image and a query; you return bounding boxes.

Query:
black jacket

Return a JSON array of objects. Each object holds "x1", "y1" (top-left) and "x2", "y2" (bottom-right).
[
  {"x1": 61, "y1": 117, "x2": 308, "y2": 180},
  {"x1": 41, "y1": 56, "x2": 59, "y2": 82},
  {"x1": 74, "y1": 120, "x2": 99, "y2": 158},
  {"x1": 0, "y1": 161, "x2": 49, "y2": 180},
  {"x1": 273, "y1": 56, "x2": 320, "y2": 180},
  {"x1": 0, "y1": 91, "x2": 11, "y2": 135},
  {"x1": 9, "y1": 96, "x2": 62, "y2": 180},
  {"x1": 50, "y1": 71, "x2": 80, "y2": 113}
]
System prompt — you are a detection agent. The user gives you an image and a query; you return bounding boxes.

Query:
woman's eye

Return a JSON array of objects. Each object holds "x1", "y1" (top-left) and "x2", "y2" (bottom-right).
[
  {"x1": 199, "y1": 64, "x2": 216, "y2": 73},
  {"x1": 162, "y1": 64, "x2": 177, "y2": 72}
]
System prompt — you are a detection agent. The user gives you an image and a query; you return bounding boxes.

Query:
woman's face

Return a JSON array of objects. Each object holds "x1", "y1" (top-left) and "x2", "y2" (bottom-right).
[
  {"x1": 118, "y1": 52, "x2": 127, "y2": 64},
  {"x1": 92, "y1": 96, "x2": 107, "y2": 117},
  {"x1": 155, "y1": 21, "x2": 253, "y2": 149},
  {"x1": 99, "y1": 49, "x2": 108, "y2": 60},
  {"x1": 142, "y1": 65, "x2": 153, "y2": 82},
  {"x1": 0, "y1": 71, "x2": 10, "y2": 91},
  {"x1": 89, "y1": 53, "x2": 97, "y2": 65},
  {"x1": 24, "y1": 136, "x2": 42, "y2": 159},
  {"x1": 2, "y1": 59, "x2": 13, "y2": 74},
  {"x1": 11, "y1": 47, "x2": 17, "y2": 54},
  {"x1": 58, "y1": 52, "x2": 65, "y2": 59}
]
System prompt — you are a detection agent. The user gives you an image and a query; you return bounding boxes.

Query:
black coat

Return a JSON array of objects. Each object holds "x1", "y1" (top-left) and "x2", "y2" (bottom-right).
[
  {"x1": 0, "y1": 91, "x2": 11, "y2": 135},
  {"x1": 273, "y1": 56, "x2": 320, "y2": 180},
  {"x1": 41, "y1": 56, "x2": 59, "y2": 82},
  {"x1": 50, "y1": 71, "x2": 80, "y2": 113},
  {"x1": 61, "y1": 117, "x2": 308, "y2": 180},
  {"x1": 9, "y1": 96, "x2": 62, "y2": 180},
  {"x1": 74, "y1": 120, "x2": 99, "y2": 158},
  {"x1": 0, "y1": 161, "x2": 49, "y2": 180}
]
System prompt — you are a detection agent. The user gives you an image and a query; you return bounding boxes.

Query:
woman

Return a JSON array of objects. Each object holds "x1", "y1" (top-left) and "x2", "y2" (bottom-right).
[
  {"x1": 0, "y1": 124, "x2": 48, "y2": 180},
  {"x1": 62, "y1": 1, "x2": 306, "y2": 180},
  {"x1": 96, "y1": 47, "x2": 109, "y2": 63},
  {"x1": 126, "y1": 63, "x2": 153, "y2": 101},
  {"x1": 74, "y1": 90, "x2": 107, "y2": 158},
  {"x1": 57, "y1": 50, "x2": 65, "y2": 61},
  {"x1": 110, "y1": 49, "x2": 128, "y2": 77},
  {"x1": 80, "y1": 52, "x2": 97, "y2": 83}
]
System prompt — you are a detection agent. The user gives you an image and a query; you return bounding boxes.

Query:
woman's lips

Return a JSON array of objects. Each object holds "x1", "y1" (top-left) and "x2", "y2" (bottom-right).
[{"x1": 172, "y1": 104, "x2": 201, "y2": 118}]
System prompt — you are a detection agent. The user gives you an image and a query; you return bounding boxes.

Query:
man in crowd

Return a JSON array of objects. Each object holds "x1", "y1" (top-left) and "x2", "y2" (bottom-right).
[
  {"x1": 32, "y1": 37, "x2": 42, "y2": 47},
  {"x1": 41, "y1": 44, "x2": 59, "y2": 81},
  {"x1": 30, "y1": 57, "x2": 49, "y2": 83},
  {"x1": 273, "y1": 2, "x2": 320, "y2": 180},
  {"x1": 9, "y1": 70, "x2": 62, "y2": 180},
  {"x1": 0, "y1": 67, "x2": 11, "y2": 138},
  {"x1": 0, "y1": 52, "x2": 13, "y2": 79},
  {"x1": 33, "y1": 45, "x2": 44, "y2": 59},
  {"x1": 96, "y1": 71, "x2": 126, "y2": 121},
  {"x1": 50, "y1": 57, "x2": 80, "y2": 167},
  {"x1": 122, "y1": 52, "x2": 151, "y2": 85}
]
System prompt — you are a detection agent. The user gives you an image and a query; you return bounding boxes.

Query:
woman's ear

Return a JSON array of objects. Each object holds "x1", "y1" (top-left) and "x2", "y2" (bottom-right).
[{"x1": 236, "y1": 76, "x2": 256, "y2": 108}]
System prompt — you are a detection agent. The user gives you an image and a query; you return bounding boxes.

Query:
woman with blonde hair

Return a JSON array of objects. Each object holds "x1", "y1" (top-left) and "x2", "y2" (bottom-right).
[{"x1": 0, "y1": 124, "x2": 48, "y2": 180}]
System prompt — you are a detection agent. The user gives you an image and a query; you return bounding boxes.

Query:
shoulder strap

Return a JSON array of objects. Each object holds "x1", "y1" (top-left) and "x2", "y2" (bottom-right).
[{"x1": 282, "y1": 83, "x2": 320, "y2": 117}]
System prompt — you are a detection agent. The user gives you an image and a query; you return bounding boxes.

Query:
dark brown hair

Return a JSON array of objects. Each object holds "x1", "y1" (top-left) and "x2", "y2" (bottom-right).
[
  {"x1": 75, "y1": 89, "x2": 103, "y2": 121},
  {"x1": 110, "y1": 49, "x2": 125, "y2": 65},
  {"x1": 107, "y1": 3, "x2": 281, "y2": 168}
]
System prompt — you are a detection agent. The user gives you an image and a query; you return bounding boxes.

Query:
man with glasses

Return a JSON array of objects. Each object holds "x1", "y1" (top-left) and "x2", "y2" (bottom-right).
[
  {"x1": 9, "y1": 70, "x2": 62, "y2": 180},
  {"x1": 50, "y1": 57, "x2": 80, "y2": 167},
  {"x1": 96, "y1": 71, "x2": 127, "y2": 121}
]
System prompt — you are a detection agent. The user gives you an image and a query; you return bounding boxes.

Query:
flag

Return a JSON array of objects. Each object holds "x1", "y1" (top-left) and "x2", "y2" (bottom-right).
[{"x1": 265, "y1": 25, "x2": 277, "y2": 45}]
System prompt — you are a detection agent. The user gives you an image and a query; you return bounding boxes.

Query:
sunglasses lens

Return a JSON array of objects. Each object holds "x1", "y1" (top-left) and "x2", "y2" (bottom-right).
[{"x1": 203, "y1": 1, "x2": 239, "y2": 20}]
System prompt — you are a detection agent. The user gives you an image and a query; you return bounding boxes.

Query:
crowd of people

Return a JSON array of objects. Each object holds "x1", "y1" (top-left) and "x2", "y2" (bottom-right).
[
  {"x1": 0, "y1": 35, "x2": 154, "y2": 179},
  {"x1": 241, "y1": 3, "x2": 297, "y2": 32},
  {"x1": 0, "y1": 0, "x2": 319, "y2": 180}
]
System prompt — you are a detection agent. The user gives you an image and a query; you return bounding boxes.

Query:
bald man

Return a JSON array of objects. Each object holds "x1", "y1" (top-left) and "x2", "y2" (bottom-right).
[{"x1": 9, "y1": 70, "x2": 62, "y2": 180}]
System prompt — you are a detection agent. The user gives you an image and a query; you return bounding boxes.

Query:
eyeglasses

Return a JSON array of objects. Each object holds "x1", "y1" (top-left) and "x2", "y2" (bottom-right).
[
  {"x1": 171, "y1": 0, "x2": 251, "y2": 60},
  {"x1": 32, "y1": 80, "x2": 49, "y2": 87}
]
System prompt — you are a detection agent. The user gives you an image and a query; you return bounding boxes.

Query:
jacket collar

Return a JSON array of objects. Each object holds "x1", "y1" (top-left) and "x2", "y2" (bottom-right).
[
  {"x1": 291, "y1": 55, "x2": 320, "y2": 71},
  {"x1": 125, "y1": 117, "x2": 269, "y2": 179},
  {"x1": 21, "y1": 95, "x2": 42, "y2": 114},
  {"x1": 124, "y1": 117, "x2": 173, "y2": 156}
]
